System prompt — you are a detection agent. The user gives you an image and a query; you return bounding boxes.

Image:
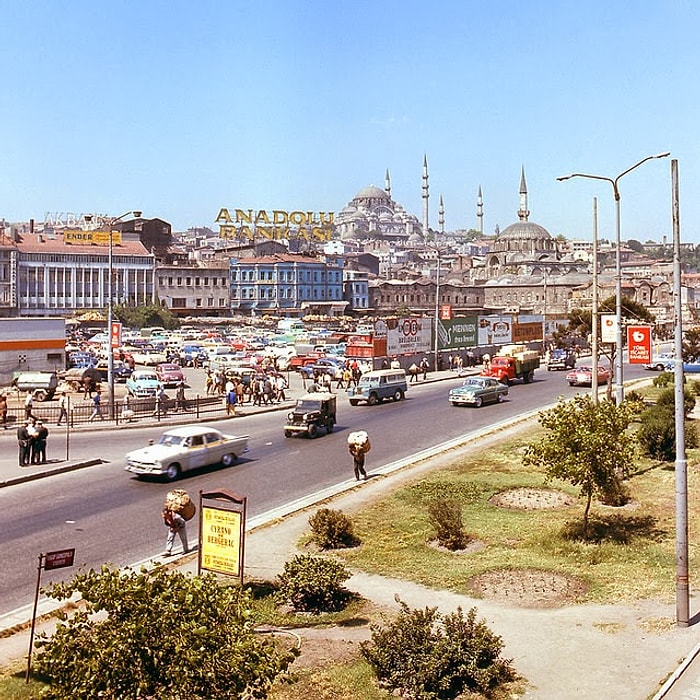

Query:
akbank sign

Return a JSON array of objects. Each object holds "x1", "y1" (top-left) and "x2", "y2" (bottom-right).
[{"x1": 216, "y1": 208, "x2": 334, "y2": 242}]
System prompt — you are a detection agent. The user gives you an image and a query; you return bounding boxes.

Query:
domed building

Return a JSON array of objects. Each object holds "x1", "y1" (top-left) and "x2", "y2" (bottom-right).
[{"x1": 335, "y1": 171, "x2": 423, "y2": 243}]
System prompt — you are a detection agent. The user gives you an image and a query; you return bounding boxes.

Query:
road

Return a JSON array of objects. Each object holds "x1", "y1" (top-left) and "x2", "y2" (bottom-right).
[{"x1": 0, "y1": 363, "x2": 652, "y2": 618}]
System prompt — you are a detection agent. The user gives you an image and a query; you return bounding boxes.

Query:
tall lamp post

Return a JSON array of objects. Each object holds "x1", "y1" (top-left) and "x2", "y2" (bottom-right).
[
  {"x1": 433, "y1": 252, "x2": 441, "y2": 371},
  {"x1": 557, "y1": 152, "x2": 670, "y2": 405},
  {"x1": 94, "y1": 210, "x2": 141, "y2": 418}
]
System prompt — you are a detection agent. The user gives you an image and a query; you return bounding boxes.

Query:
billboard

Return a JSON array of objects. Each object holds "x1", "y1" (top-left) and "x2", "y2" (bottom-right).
[
  {"x1": 477, "y1": 316, "x2": 513, "y2": 346},
  {"x1": 386, "y1": 317, "x2": 432, "y2": 355},
  {"x1": 627, "y1": 325, "x2": 652, "y2": 364},
  {"x1": 435, "y1": 317, "x2": 478, "y2": 351}
]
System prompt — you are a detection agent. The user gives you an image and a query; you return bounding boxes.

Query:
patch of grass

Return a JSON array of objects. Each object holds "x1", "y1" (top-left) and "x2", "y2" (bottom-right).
[{"x1": 0, "y1": 661, "x2": 47, "y2": 699}]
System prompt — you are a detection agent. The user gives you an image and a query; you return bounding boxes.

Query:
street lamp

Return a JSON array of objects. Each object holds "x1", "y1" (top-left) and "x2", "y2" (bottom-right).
[
  {"x1": 89, "y1": 210, "x2": 141, "y2": 418},
  {"x1": 433, "y1": 252, "x2": 441, "y2": 372},
  {"x1": 557, "y1": 152, "x2": 670, "y2": 404}
]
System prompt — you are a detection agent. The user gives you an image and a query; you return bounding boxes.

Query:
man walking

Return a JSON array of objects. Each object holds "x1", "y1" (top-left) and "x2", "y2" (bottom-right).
[
  {"x1": 89, "y1": 390, "x2": 104, "y2": 422},
  {"x1": 57, "y1": 391, "x2": 69, "y2": 426}
]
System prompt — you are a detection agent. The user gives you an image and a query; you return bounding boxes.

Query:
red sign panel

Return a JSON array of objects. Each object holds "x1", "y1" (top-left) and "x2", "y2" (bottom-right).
[
  {"x1": 110, "y1": 321, "x2": 122, "y2": 349},
  {"x1": 44, "y1": 548, "x2": 75, "y2": 571},
  {"x1": 627, "y1": 325, "x2": 652, "y2": 364},
  {"x1": 439, "y1": 304, "x2": 453, "y2": 320}
]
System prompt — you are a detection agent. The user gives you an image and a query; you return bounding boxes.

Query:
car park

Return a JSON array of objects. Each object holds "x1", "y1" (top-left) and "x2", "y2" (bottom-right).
[
  {"x1": 179, "y1": 344, "x2": 208, "y2": 367},
  {"x1": 566, "y1": 365, "x2": 611, "y2": 386},
  {"x1": 126, "y1": 369, "x2": 162, "y2": 397},
  {"x1": 284, "y1": 392, "x2": 336, "y2": 438},
  {"x1": 94, "y1": 360, "x2": 133, "y2": 382},
  {"x1": 124, "y1": 425, "x2": 249, "y2": 481},
  {"x1": 348, "y1": 369, "x2": 408, "y2": 406},
  {"x1": 448, "y1": 376, "x2": 509, "y2": 407},
  {"x1": 156, "y1": 362, "x2": 185, "y2": 387},
  {"x1": 130, "y1": 347, "x2": 168, "y2": 366}
]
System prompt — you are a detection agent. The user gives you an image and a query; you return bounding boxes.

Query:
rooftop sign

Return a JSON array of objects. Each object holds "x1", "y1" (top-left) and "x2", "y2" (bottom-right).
[{"x1": 215, "y1": 208, "x2": 334, "y2": 242}]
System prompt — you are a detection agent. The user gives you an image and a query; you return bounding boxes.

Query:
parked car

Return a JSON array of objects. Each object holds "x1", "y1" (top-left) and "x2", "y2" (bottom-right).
[
  {"x1": 94, "y1": 360, "x2": 133, "y2": 382},
  {"x1": 128, "y1": 347, "x2": 168, "y2": 366},
  {"x1": 179, "y1": 344, "x2": 207, "y2": 367},
  {"x1": 644, "y1": 352, "x2": 675, "y2": 371},
  {"x1": 11, "y1": 371, "x2": 59, "y2": 401},
  {"x1": 566, "y1": 365, "x2": 611, "y2": 387},
  {"x1": 448, "y1": 376, "x2": 509, "y2": 407},
  {"x1": 547, "y1": 348, "x2": 576, "y2": 371},
  {"x1": 67, "y1": 351, "x2": 96, "y2": 369},
  {"x1": 124, "y1": 425, "x2": 249, "y2": 481},
  {"x1": 156, "y1": 362, "x2": 185, "y2": 387},
  {"x1": 284, "y1": 392, "x2": 336, "y2": 438},
  {"x1": 126, "y1": 369, "x2": 162, "y2": 397}
]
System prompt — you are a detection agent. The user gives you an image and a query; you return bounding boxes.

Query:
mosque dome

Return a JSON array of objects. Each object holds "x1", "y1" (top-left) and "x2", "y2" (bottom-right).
[{"x1": 498, "y1": 220, "x2": 552, "y2": 241}]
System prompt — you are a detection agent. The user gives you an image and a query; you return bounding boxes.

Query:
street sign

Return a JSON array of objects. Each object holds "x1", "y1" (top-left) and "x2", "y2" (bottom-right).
[
  {"x1": 44, "y1": 548, "x2": 75, "y2": 571},
  {"x1": 627, "y1": 325, "x2": 652, "y2": 364}
]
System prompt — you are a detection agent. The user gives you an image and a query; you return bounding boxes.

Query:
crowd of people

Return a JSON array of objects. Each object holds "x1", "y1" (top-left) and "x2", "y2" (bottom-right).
[{"x1": 16, "y1": 416, "x2": 49, "y2": 466}]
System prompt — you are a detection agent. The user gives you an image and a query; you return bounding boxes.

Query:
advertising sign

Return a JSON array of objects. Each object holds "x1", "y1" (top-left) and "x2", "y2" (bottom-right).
[
  {"x1": 64, "y1": 229, "x2": 122, "y2": 246},
  {"x1": 477, "y1": 316, "x2": 513, "y2": 346},
  {"x1": 601, "y1": 314, "x2": 617, "y2": 344},
  {"x1": 386, "y1": 317, "x2": 432, "y2": 355},
  {"x1": 200, "y1": 505, "x2": 244, "y2": 577},
  {"x1": 110, "y1": 321, "x2": 122, "y2": 349},
  {"x1": 513, "y1": 320, "x2": 544, "y2": 344},
  {"x1": 627, "y1": 325, "x2": 652, "y2": 364},
  {"x1": 439, "y1": 304, "x2": 452, "y2": 320},
  {"x1": 435, "y1": 317, "x2": 478, "y2": 351}
]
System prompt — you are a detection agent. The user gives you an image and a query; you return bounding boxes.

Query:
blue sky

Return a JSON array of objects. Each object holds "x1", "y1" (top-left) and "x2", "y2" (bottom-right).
[{"x1": 1, "y1": 1, "x2": 698, "y2": 242}]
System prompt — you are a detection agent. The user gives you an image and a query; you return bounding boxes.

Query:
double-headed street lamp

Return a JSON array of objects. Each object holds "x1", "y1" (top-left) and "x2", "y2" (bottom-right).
[{"x1": 557, "y1": 152, "x2": 670, "y2": 405}]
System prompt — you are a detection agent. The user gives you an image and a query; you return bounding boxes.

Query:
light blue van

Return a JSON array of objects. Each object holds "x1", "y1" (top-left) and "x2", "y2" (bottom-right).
[{"x1": 348, "y1": 369, "x2": 408, "y2": 406}]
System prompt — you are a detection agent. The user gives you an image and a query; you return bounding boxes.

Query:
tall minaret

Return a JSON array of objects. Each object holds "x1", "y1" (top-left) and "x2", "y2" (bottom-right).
[
  {"x1": 518, "y1": 165, "x2": 530, "y2": 221},
  {"x1": 422, "y1": 154, "x2": 429, "y2": 237},
  {"x1": 438, "y1": 195, "x2": 445, "y2": 234},
  {"x1": 385, "y1": 168, "x2": 391, "y2": 199},
  {"x1": 476, "y1": 185, "x2": 484, "y2": 233}
]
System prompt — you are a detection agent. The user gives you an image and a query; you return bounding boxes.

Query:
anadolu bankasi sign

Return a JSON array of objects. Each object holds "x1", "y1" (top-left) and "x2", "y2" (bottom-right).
[{"x1": 215, "y1": 208, "x2": 334, "y2": 242}]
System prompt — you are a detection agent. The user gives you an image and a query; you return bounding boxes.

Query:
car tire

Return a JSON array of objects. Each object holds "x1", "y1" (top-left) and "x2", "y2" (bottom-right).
[
  {"x1": 327, "y1": 419, "x2": 334, "y2": 434},
  {"x1": 349, "y1": 400, "x2": 358, "y2": 406},
  {"x1": 221, "y1": 453, "x2": 237, "y2": 466},
  {"x1": 368, "y1": 393, "x2": 378, "y2": 406},
  {"x1": 393, "y1": 389, "x2": 403, "y2": 401},
  {"x1": 165, "y1": 463, "x2": 181, "y2": 481},
  {"x1": 284, "y1": 430, "x2": 292, "y2": 438},
  {"x1": 474, "y1": 396, "x2": 483, "y2": 408},
  {"x1": 497, "y1": 393, "x2": 505, "y2": 402},
  {"x1": 309, "y1": 424, "x2": 317, "y2": 438},
  {"x1": 450, "y1": 401, "x2": 459, "y2": 406}
]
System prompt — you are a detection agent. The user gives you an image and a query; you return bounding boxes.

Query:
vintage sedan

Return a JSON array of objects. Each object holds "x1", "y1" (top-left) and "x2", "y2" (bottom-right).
[
  {"x1": 125, "y1": 425, "x2": 249, "y2": 481},
  {"x1": 126, "y1": 369, "x2": 162, "y2": 397},
  {"x1": 566, "y1": 365, "x2": 611, "y2": 386},
  {"x1": 448, "y1": 376, "x2": 509, "y2": 407},
  {"x1": 156, "y1": 362, "x2": 185, "y2": 387}
]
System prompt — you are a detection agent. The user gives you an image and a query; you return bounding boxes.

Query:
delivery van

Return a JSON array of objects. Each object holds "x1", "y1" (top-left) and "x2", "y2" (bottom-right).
[{"x1": 348, "y1": 369, "x2": 408, "y2": 406}]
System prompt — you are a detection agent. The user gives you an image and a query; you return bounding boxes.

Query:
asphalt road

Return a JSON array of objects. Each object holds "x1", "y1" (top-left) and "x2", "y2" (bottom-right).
[{"x1": 0, "y1": 363, "x2": 652, "y2": 618}]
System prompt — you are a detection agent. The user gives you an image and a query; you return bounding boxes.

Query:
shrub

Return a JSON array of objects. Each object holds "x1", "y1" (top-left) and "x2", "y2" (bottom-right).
[
  {"x1": 653, "y1": 371, "x2": 674, "y2": 388},
  {"x1": 428, "y1": 498, "x2": 469, "y2": 550},
  {"x1": 308, "y1": 508, "x2": 359, "y2": 549},
  {"x1": 637, "y1": 405, "x2": 699, "y2": 461},
  {"x1": 276, "y1": 554, "x2": 351, "y2": 613},
  {"x1": 360, "y1": 601, "x2": 515, "y2": 699},
  {"x1": 656, "y1": 386, "x2": 696, "y2": 417}
]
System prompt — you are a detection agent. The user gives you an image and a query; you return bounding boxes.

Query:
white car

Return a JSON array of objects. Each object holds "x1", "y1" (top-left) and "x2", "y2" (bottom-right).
[
  {"x1": 125, "y1": 425, "x2": 249, "y2": 481},
  {"x1": 644, "y1": 352, "x2": 675, "y2": 371}
]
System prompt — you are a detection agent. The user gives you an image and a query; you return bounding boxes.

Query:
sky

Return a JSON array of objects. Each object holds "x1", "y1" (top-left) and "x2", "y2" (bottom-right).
[{"x1": 1, "y1": 1, "x2": 698, "y2": 243}]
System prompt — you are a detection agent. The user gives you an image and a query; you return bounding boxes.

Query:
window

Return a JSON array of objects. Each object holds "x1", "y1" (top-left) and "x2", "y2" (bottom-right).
[
  {"x1": 208, "y1": 298, "x2": 214, "y2": 306},
  {"x1": 204, "y1": 277, "x2": 209, "y2": 285},
  {"x1": 177, "y1": 277, "x2": 182, "y2": 286},
  {"x1": 196, "y1": 298, "x2": 202, "y2": 307},
  {"x1": 186, "y1": 277, "x2": 192, "y2": 286},
  {"x1": 212, "y1": 278, "x2": 218, "y2": 286},
  {"x1": 172, "y1": 298, "x2": 186, "y2": 308}
]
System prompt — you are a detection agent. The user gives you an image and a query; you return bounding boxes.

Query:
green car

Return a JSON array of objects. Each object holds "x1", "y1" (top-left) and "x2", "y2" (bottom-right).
[{"x1": 448, "y1": 376, "x2": 509, "y2": 408}]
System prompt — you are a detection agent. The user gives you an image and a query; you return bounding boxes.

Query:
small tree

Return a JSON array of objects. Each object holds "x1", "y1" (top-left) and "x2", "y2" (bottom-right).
[
  {"x1": 523, "y1": 396, "x2": 635, "y2": 539},
  {"x1": 308, "y1": 508, "x2": 359, "y2": 549},
  {"x1": 276, "y1": 554, "x2": 351, "y2": 613},
  {"x1": 428, "y1": 498, "x2": 469, "y2": 550},
  {"x1": 36, "y1": 565, "x2": 297, "y2": 699}
]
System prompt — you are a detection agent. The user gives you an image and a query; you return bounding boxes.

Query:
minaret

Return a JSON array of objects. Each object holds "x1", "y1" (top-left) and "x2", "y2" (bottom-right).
[
  {"x1": 422, "y1": 154, "x2": 429, "y2": 237},
  {"x1": 476, "y1": 185, "x2": 483, "y2": 233},
  {"x1": 518, "y1": 165, "x2": 530, "y2": 222},
  {"x1": 438, "y1": 195, "x2": 445, "y2": 234},
  {"x1": 385, "y1": 168, "x2": 391, "y2": 199}
]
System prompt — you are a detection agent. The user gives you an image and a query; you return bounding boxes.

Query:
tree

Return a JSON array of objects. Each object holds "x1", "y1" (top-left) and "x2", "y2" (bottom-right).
[
  {"x1": 36, "y1": 566, "x2": 297, "y2": 699},
  {"x1": 523, "y1": 396, "x2": 635, "y2": 539},
  {"x1": 682, "y1": 327, "x2": 700, "y2": 362},
  {"x1": 114, "y1": 302, "x2": 180, "y2": 330},
  {"x1": 626, "y1": 239, "x2": 645, "y2": 254}
]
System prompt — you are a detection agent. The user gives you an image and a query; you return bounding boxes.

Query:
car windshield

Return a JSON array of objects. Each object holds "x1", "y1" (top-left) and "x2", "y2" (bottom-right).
[
  {"x1": 158, "y1": 434, "x2": 185, "y2": 447},
  {"x1": 462, "y1": 379, "x2": 484, "y2": 388},
  {"x1": 358, "y1": 377, "x2": 379, "y2": 388},
  {"x1": 296, "y1": 400, "x2": 322, "y2": 411}
]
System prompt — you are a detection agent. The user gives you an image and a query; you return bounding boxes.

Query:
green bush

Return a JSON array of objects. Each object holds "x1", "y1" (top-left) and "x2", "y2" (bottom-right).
[
  {"x1": 637, "y1": 406, "x2": 698, "y2": 461},
  {"x1": 308, "y1": 508, "x2": 359, "y2": 549},
  {"x1": 656, "y1": 386, "x2": 696, "y2": 416},
  {"x1": 276, "y1": 554, "x2": 351, "y2": 613},
  {"x1": 653, "y1": 371, "x2": 674, "y2": 388},
  {"x1": 428, "y1": 498, "x2": 469, "y2": 551},
  {"x1": 360, "y1": 601, "x2": 515, "y2": 699}
]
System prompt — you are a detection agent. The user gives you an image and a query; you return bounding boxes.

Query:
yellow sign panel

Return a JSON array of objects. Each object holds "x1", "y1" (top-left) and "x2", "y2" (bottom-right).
[
  {"x1": 215, "y1": 208, "x2": 334, "y2": 242},
  {"x1": 63, "y1": 229, "x2": 122, "y2": 246},
  {"x1": 200, "y1": 505, "x2": 243, "y2": 577}
]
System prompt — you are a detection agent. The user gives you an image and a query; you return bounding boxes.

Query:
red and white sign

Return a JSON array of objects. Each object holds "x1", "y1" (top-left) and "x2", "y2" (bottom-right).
[
  {"x1": 439, "y1": 304, "x2": 453, "y2": 320},
  {"x1": 601, "y1": 314, "x2": 618, "y2": 344},
  {"x1": 110, "y1": 321, "x2": 122, "y2": 349},
  {"x1": 44, "y1": 548, "x2": 75, "y2": 571},
  {"x1": 627, "y1": 325, "x2": 652, "y2": 364}
]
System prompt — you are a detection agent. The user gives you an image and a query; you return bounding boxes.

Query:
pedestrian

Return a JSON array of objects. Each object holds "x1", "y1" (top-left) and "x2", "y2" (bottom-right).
[
  {"x1": 390, "y1": 357, "x2": 401, "y2": 370},
  {"x1": 348, "y1": 430, "x2": 370, "y2": 481},
  {"x1": 153, "y1": 386, "x2": 167, "y2": 416},
  {"x1": 17, "y1": 420, "x2": 31, "y2": 466},
  {"x1": 122, "y1": 393, "x2": 134, "y2": 422},
  {"x1": 89, "y1": 390, "x2": 104, "y2": 422},
  {"x1": 205, "y1": 370, "x2": 214, "y2": 396},
  {"x1": 57, "y1": 391, "x2": 69, "y2": 426},
  {"x1": 162, "y1": 506, "x2": 189, "y2": 556},
  {"x1": 381, "y1": 358, "x2": 389, "y2": 369},
  {"x1": 32, "y1": 420, "x2": 48, "y2": 464},
  {"x1": 24, "y1": 391, "x2": 35, "y2": 421},
  {"x1": 408, "y1": 362, "x2": 419, "y2": 383},
  {"x1": 225, "y1": 385, "x2": 237, "y2": 416},
  {"x1": 0, "y1": 393, "x2": 7, "y2": 429},
  {"x1": 175, "y1": 381, "x2": 186, "y2": 411}
]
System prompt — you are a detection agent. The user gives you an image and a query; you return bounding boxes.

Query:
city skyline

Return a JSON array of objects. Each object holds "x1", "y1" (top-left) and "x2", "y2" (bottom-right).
[{"x1": 2, "y1": 1, "x2": 697, "y2": 242}]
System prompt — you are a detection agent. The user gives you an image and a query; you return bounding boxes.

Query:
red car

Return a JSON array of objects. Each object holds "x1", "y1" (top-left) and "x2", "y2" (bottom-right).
[
  {"x1": 156, "y1": 363, "x2": 185, "y2": 388},
  {"x1": 566, "y1": 365, "x2": 611, "y2": 387}
]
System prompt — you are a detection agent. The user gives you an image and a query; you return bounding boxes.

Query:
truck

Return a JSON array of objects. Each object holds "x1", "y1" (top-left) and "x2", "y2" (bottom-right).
[{"x1": 481, "y1": 344, "x2": 540, "y2": 385}]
